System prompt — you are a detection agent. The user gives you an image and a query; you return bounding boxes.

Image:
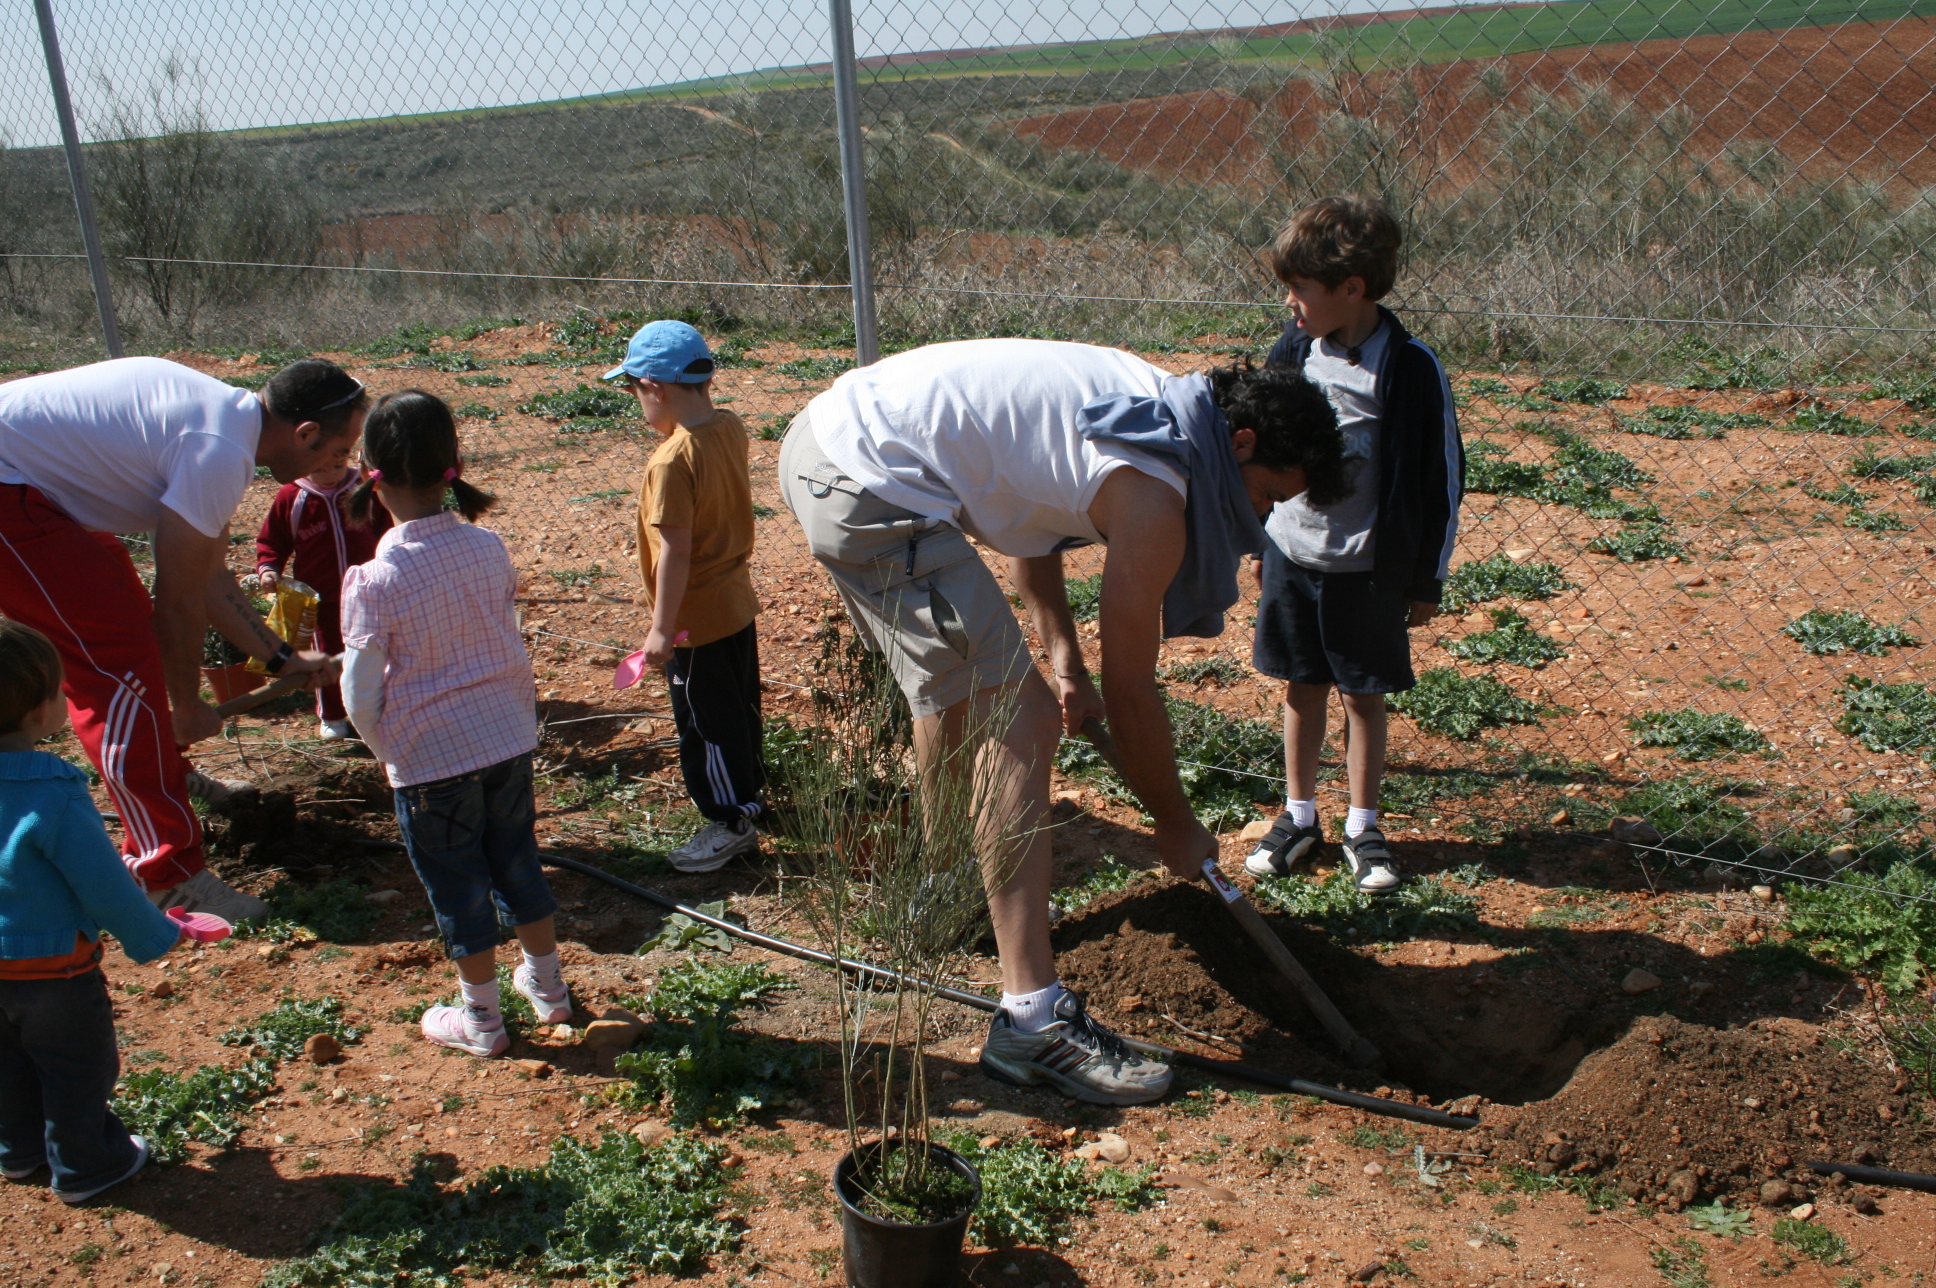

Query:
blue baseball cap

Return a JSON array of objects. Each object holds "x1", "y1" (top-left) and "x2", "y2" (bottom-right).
[{"x1": 602, "y1": 320, "x2": 716, "y2": 383}]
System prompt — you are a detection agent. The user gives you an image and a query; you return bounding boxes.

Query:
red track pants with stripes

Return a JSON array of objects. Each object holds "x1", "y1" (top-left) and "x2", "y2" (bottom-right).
[{"x1": 0, "y1": 484, "x2": 202, "y2": 891}]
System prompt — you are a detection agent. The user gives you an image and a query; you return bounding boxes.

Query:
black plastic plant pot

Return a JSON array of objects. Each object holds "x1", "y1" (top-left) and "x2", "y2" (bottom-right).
[{"x1": 833, "y1": 1141, "x2": 981, "y2": 1288}]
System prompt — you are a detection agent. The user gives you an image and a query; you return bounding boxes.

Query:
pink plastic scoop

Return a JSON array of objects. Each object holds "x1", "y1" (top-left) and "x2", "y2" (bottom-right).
[
  {"x1": 166, "y1": 907, "x2": 233, "y2": 942},
  {"x1": 612, "y1": 632, "x2": 688, "y2": 689}
]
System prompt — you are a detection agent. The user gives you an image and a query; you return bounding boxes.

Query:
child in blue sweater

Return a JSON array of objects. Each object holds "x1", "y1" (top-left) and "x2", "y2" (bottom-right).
[{"x1": 0, "y1": 621, "x2": 184, "y2": 1203}]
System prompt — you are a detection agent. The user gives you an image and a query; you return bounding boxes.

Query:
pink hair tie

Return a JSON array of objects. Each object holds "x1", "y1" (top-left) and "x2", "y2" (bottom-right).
[
  {"x1": 367, "y1": 469, "x2": 383, "y2": 481},
  {"x1": 443, "y1": 467, "x2": 458, "y2": 482}
]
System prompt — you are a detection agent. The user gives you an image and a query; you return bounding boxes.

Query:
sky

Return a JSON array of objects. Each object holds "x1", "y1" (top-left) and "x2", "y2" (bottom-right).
[{"x1": 1, "y1": 0, "x2": 1419, "y2": 148}]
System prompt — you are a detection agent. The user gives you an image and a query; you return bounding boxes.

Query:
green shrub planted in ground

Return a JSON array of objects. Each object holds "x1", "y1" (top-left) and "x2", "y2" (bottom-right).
[
  {"x1": 1390, "y1": 669, "x2": 1542, "y2": 740},
  {"x1": 1838, "y1": 676, "x2": 1936, "y2": 758},
  {"x1": 220, "y1": 996, "x2": 367, "y2": 1063},
  {"x1": 1441, "y1": 554, "x2": 1574, "y2": 611},
  {"x1": 1254, "y1": 870, "x2": 1479, "y2": 941},
  {"x1": 942, "y1": 1132, "x2": 1158, "y2": 1245},
  {"x1": 1787, "y1": 406, "x2": 1878, "y2": 436},
  {"x1": 1534, "y1": 377, "x2": 1628, "y2": 405},
  {"x1": 264, "y1": 1133, "x2": 737, "y2": 1287},
  {"x1": 241, "y1": 879, "x2": 379, "y2": 944},
  {"x1": 1065, "y1": 573, "x2": 1104, "y2": 622},
  {"x1": 1618, "y1": 406, "x2": 1766, "y2": 438},
  {"x1": 1628, "y1": 709, "x2": 1769, "y2": 760},
  {"x1": 1464, "y1": 439, "x2": 1654, "y2": 519},
  {"x1": 1446, "y1": 608, "x2": 1567, "y2": 669},
  {"x1": 115, "y1": 1059, "x2": 274, "y2": 1164},
  {"x1": 1784, "y1": 862, "x2": 1936, "y2": 994},
  {"x1": 1781, "y1": 609, "x2": 1919, "y2": 656},
  {"x1": 614, "y1": 959, "x2": 802, "y2": 1126},
  {"x1": 1589, "y1": 521, "x2": 1686, "y2": 562}
]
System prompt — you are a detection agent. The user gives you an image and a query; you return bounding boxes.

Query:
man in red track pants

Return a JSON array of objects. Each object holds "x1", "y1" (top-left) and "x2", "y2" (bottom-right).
[{"x1": 0, "y1": 357, "x2": 364, "y2": 919}]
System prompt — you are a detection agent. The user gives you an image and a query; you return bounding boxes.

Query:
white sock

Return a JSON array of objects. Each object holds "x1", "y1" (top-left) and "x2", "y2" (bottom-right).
[
  {"x1": 1345, "y1": 806, "x2": 1380, "y2": 838},
  {"x1": 521, "y1": 948, "x2": 563, "y2": 992},
  {"x1": 459, "y1": 978, "x2": 503, "y2": 1028},
  {"x1": 1285, "y1": 799, "x2": 1317, "y2": 828},
  {"x1": 1001, "y1": 982, "x2": 1068, "y2": 1034}
]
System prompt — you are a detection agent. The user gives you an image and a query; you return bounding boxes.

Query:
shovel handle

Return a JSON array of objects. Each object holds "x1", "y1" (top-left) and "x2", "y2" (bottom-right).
[{"x1": 213, "y1": 655, "x2": 343, "y2": 719}]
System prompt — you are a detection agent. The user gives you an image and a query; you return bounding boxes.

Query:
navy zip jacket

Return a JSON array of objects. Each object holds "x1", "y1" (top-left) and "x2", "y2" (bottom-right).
[{"x1": 1265, "y1": 305, "x2": 1465, "y2": 605}]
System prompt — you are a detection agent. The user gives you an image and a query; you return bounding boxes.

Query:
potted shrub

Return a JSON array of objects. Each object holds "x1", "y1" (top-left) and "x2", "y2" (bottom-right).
[
  {"x1": 772, "y1": 626, "x2": 1030, "y2": 1287},
  {"x1": 200, "y1": 625, "x2": 263, "y2": 703}
]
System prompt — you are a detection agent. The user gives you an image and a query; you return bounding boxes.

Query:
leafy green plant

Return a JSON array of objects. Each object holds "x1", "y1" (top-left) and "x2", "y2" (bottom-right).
[
  {"x1": 1784, "y1": 862, "x2": 1936, "y2": 993},
  {"x1": 1847, "y1": 788, "x2": 1923, "y2": 828},
  {"x1": 615, "y1": 959, "x2": 800, "y2": 1126},
  {"x1": 241, "y1": 879, "x2": 379, "y2": 944},
  {"x1": 1622, "y1": 776, "x2": 1753, "y2": 845},
  {"x1": 1782, "y1": 609, "x2": 1919, "y2": 656},
  {"x1": 1162, "y1": 656, "x2": 1246, "y2": 685},
  {"x1": 1650, "y1": 1235, "x2": 1713, "y2": 1288},
  {"x1": 359, "y1": 321, "x2": 441, "y2": 359},
  {"x1": 455, "y1": 373, "x2": 510, "y2": 388},
  {"x1": 1589, "y1": 521, "x2": 1686, "y2": 562},
  {"x1": 1618, "y1": 406, "x2": 1765, "y2": 438},
  {"x1": 264, "y1": 1133, "x2": 738, "y2": 1286},
  {"x1": 1867, "y1": 372, "x2": 1936, "y2": 411},
  {"x1": 1628, "y1": 709, "x2": 1769, "y2": 760},
  {"x1": 114, "y1": 1058, "x2": 274, "y2": 1163},
  {"x1": 1050, "y1": 855, "x2": 1153, "y2": 917},
  {"x1": 1254, "y1": 870, "x2": 1479, "y2": 941},
  {"x1": 1059, "y1": 691, "x2": 1284, "y2": 827},
  {"x1": 1380, "y1": 768, "x2": 1498, "y2": 814},
  {"x1": 1801, "y1": 482, "x2": 1869, "y2": 506},
  {"x1": 220, "y1": 996, "x2": 367, "y2": 1062},
  {"x1": 400, "y1": 349, "x2": 486, "y2": 373},
  {"x1": 1446, "y1": 608, "x2": 1567, "y2": 668},
  {"x1": 775, "y1": 356, "x2": 855, "y2": 381},
  {"x1": 1847, "y1": 450, "x2": 1936, "y2": 479},
  {"x1": 1441, "y1": 554, "x2": 1574, "y2": 611},
  {"x1": 1686, "y1": 1202, "x2": 1754, "y2": 1240},
  {"x1": 518, "y1": 384, "x2": 638, "y2": 430},
  {"x1": 1341, "y1": 1123, "x2": 1413, "y2": 1151},
  {"x1": 1845, "y1": 507, "x2": 1909, "y2": 533},
  {"x1": 1461, "y1": 376, "x2": 1510, "y2": 398},
  {"x1": 1770, "y1": 1217, "x2": 1849, "y2": 1264},
  {"x1": 1390, "y1": 669, "x2": 1542, "y2": 739},
  {"x1": 547, "y1": 565, "x2": 613, "y2": 589},
  {"x1": 1838, "y1": 676, "x2": 1936, "y2": 758},
  {"x1": 1787, "y1": 406, "x2": 1877, "y2": 436},
  {"x1": 637, "y1": 900, "x2": 739, "y2": 953},
  {"x1": 452, "y1": 401, "x2": 499, "y2": 421},
  {"x1": 1065, "y1": 573, "x2": 1104, "y2": 622},
  {"x1": 943, "y1": 1132, "x2": 1158, "y2": 1245},
  {"x1": 1534, "y1": 377, "x2": 1628, "y2": 405},
  {"x1": 1465, "y1": 439, "x2": 1654, "y2": 518}
]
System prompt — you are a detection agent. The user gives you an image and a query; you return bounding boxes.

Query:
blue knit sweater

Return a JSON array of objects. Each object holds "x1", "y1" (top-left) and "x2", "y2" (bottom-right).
[{"x1": 0, "y1": 750, "x2": 180, "y2": 966}]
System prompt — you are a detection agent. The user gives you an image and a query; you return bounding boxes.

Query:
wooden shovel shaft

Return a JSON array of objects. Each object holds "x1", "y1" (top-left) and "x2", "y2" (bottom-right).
[
  {"x1": 212, "y1": 655, "x2": 343, "y2": 719},
  {"x1": 1079, "y1": 716, "x2": 1382, "y2": 1069}
]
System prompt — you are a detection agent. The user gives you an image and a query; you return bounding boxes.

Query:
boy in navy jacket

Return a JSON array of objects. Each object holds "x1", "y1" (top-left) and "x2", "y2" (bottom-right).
[{"x1": 1244, "y1": 196, "x2": 1464, "y2": 894}]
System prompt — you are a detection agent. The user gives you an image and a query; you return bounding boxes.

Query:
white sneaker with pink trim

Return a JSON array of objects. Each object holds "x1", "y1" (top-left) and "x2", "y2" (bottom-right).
[
  {"x1": 512, "y1": 965, "x2": 572, "y2": 1025},
  {"x1": 420, "y1": 1005, "x2": 508, "y2": 1058}
]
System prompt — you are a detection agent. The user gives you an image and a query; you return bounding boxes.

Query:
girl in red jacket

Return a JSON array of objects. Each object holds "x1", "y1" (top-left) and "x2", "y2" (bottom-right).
[{"x1": 254, "y1": 439, "x2": 391, "y2": 739}]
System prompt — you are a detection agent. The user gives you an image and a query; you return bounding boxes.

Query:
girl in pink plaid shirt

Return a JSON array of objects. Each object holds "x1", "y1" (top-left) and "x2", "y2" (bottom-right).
[{"x1": 339, "y1": 390, "x2": 569, "y2": 1059}]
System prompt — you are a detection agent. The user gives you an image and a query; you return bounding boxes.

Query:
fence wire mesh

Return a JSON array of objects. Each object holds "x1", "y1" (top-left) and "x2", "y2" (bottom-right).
[{"x1": 8, "y1": 0, "x2": 1936, "y2": 912}]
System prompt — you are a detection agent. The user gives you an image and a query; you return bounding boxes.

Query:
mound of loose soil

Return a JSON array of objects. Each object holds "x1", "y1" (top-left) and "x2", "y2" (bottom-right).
[
  {"x1": 1483, "y1": 1013, "x2": 1936, "y2": 1208},
  {"x1": 195, "y1": 765, "x2": 395, "y2": 877}
]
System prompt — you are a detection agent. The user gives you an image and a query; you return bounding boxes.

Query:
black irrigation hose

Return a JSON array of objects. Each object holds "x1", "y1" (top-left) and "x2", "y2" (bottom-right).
[
  {"x1": 531, "y1": 850, "x2": 1479, "y2": 1131},
  {"x1": 1805, "y1": 1161, "x2": 1936, "y2": 1195}
]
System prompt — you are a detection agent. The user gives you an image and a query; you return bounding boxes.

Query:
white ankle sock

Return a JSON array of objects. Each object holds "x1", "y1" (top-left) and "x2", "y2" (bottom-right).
[
  {"x1": 521, "y1": 948, "x2": 563, "y2": 991},
  {"x1": 459, "y1": 978, "x2": 502, "y2": 1028},
  {"x1": 1001, "y1": 982, "x2": 1067, "y2": 1034},
  {"x1": 1285, "y1": 799, "x2": 1317, "y2": 828},
  {"x1": 1345, "y1": 807, "x2": 1379, "y2": 838}
]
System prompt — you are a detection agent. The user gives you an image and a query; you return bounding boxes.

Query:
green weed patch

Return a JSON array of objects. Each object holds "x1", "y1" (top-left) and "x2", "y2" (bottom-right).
[
  {"x1": 614, "y1": 959, "x2": 802, "y2": 1126},
  {"x1": 1847, "y1": 788, "x2": 1923, "y2": 828},
  {"x1": 242, "y1": 879, "x2": 379, "y2": 944},
  {"x1": 1465, "y1": 440, "x2": 1654, "y2": 519},
  {"x1": 1846, "y1": 451, "x2": 1936, "y2": 480},
  {"x1": 1621, "y1": 777, "x2": 1754, "y2": 848},
  {"x1": 452, "y1": 402, "x2": 500, "y2": 421},
  {"x1": 264, "y1": 1133, "x2": 737, "y2": 1286},
  {"x1": 1845, "y1": 508, "x2": 1909, "y2": 533},
  {"x1": 518, "y1": 384, "x2": 638, "y2": 430},
  {"x1": 1051, "y1": 856, "x2": 1154, "y2": 918},
  {"x1": 1442, "y1": 554, "x2": 1574, "y2": 611},
  {"x1": 775, "y1": 356, "x2": 855, "y2": 381},
  {"x1": 1628, "y1": 709, "x2": 1769, "y2": 760},
  {"x1": 1838, "y1": 676, "x2": 1936, "y2": 758},
  {"x1": 1390, "y1": 669, "x2": 1542, "y2": 740},
  {"x1": 943, "y1": 1132, "x2": 1158, "y2": 1245},
  {"x1": 1619, "y1": 406, "x2": 1765, "y2": 438},
  {"x1": 1162, "y1": 656, "x2": 1246, "y2": 685},
  {"x1": 1800, "y1": 482, "x2": 1868, "y2": 506},
  {"x1": 114, "y1": 1059, "x2": 274, "y2": 1164},
  {"x1": 1065, "y1": 573, "x2": 1104, "y2": 622},
  {"x1": 1781, "y1": 609, "x2": 1919, "y2": 656},
  {"x1": 1770, "y1": 1217, "x2": 1849, "y2": 1265},
  {"x1": 1060, "y1": 691, "x2": 1284, "y2": 828},
  {"x1": 1254, "y1": 870, "x2": 1479, "y2": 941},
  {"x1": 1786, "y1": 406, "x2": 1877, "y2": 436},
  {"x1": 1446, "y1": 608, "x2": 1567, "y2": 669},
  {"x1": 1380, "y1": 768, "x2": 1498, "y2": 815},
  {"x1": 1867, "y1": 372, "x2": 1936, "y2": 412},
  {"x1": 1533, "y1": 377, "x2": 1628, "y2": 405},
  {"x1": 1784, "y1": 862, "x2": 1936, "y2": 993},
  {"x1": 1589, "y1": 521, "x2": 1686, "y2": 562},
  {"x1": 220, "y1": 996, "x2": 367, "y2": 1063},
  {"x1": 1650, "y1": 1235, "x2": 1713, "y2": 1288}
]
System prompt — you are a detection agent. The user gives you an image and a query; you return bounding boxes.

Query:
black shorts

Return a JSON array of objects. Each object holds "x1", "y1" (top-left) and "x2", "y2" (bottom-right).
[{"x1": 1250, "y1": 544, "x2": 1415, "y2": 694}]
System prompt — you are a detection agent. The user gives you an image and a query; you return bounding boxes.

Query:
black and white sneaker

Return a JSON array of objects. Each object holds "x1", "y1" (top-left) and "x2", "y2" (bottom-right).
[
  {"x1": 1244, "y1": 811, "x2": 1323, "y2": 878},
  {"x1": 1341, "y1": 828, "x2": 1403, "y2": 894},
  {"x1": 979, "y1": 990, "x2": 1172, "y2": 1106}
]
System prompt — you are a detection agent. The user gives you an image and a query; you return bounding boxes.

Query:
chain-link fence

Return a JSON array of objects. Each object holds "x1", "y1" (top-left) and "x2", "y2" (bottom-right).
[{"x1": 8, "y1": 0, "x2": 1936, "y2": 913}]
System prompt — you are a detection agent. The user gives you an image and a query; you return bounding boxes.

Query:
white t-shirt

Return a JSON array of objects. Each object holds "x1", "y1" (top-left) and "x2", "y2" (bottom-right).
[
  {"x1": 806, "y1": 338, "x2": 1186, "y2": 558},
  {"x1": 0, "y1": 357, "x2": 262, "y2": 538},
  {"x1": 1266, "y1": 323, "x2": 1389, "y2": 572}
]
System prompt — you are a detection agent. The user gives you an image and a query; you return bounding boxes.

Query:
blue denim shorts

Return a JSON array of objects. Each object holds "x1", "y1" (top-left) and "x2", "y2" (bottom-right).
[{"x1": 393, "y1": 752, "x2": 557, "y2": 960}]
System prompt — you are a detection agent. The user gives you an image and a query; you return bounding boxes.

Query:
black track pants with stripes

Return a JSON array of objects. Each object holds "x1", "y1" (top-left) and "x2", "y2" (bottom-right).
[{"x1": 666, "y1": 621, "x2": 766, "y2": 825}]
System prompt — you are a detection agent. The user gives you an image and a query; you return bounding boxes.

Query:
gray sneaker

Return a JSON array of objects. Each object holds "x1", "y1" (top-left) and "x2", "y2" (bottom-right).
[
  {"x1": 147, "y1": 868, "x2": 269, "y2": 921},
  {"x1": 1341, "y1": 828, "x2": 1403, "y2": 894},
  {"x1": 979, "y1": 990, "x2": 1172, "y2": 1106}
]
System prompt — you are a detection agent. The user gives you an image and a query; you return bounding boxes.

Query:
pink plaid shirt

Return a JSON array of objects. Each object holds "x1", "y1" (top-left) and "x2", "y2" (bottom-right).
[{"x1": 340, "y1": 512, "x2": 537, "y2": 787}]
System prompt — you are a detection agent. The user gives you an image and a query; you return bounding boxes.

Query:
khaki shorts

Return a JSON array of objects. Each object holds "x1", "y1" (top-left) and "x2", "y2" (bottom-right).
[{"x1": 778, "y1": 411, "x2": 1031, "y2": 719}]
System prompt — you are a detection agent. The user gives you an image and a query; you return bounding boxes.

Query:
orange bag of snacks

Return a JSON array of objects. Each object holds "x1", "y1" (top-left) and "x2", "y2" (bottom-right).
[{"x1": 246, "y1": 577, "x2": 320, "y2": 674}]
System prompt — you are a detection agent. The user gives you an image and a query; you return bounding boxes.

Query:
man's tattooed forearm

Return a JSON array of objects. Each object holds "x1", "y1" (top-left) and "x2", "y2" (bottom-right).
[{"x1": 224, "y1": 584, "x2": 283, "y2": 652}]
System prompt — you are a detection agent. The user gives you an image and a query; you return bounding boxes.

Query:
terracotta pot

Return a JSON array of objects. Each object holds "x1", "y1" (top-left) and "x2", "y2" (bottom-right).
[{"x1": 202, "y1": 663, "x2": 267, "y2": 704}]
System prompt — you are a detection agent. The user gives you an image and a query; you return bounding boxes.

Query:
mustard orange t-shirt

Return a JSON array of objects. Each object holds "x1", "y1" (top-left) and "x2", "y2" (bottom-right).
[{"x1": 636, "y1": 408, "x2": 759, "y2": 646}]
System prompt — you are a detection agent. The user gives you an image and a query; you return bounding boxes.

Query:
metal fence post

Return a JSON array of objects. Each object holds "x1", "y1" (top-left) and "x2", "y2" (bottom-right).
[
  {"x1": 826, "y1": 0, "x2": 878, "y2": 366},
  {"x1": 33, "y1": 0, "x2": 123, "y2": 360}
]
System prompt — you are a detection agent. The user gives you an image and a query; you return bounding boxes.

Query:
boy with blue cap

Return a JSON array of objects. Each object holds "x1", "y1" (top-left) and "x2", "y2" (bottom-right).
[{"x1": 608, "y1": 321, "x2": 764, "y2": 870}]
